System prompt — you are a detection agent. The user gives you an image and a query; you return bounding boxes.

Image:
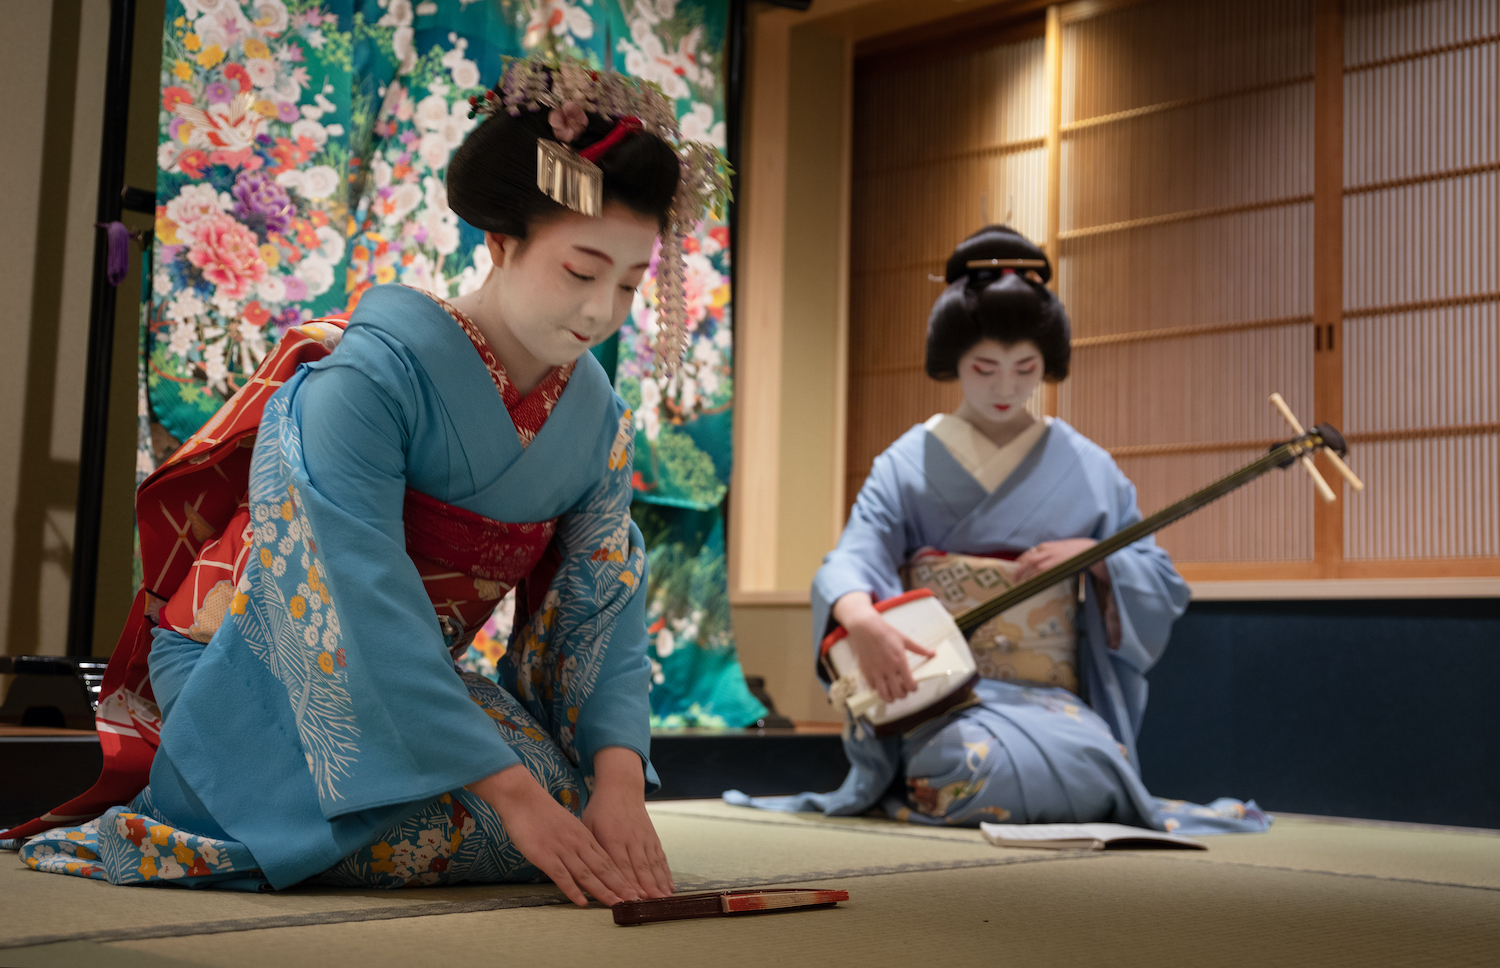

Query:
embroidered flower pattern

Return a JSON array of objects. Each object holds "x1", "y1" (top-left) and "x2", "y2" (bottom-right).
[{"x1": 19, "y1": 806, "x2": 260, "y2": 886}]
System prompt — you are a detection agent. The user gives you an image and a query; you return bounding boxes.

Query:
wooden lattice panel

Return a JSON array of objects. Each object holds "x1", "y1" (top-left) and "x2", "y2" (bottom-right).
[
  {"x1": 1057, "y1": 0, "x2": 1317, "y2": 563},
  {"x1": 847, "y1": 37, "x2": 1049, "y2": 510},
  {"x1": 1342, "y1": 0, "x2": 1500, "y2": 562},
  {"x1": 842, "y1": 0, "x2": 1500, "y2": 579}
]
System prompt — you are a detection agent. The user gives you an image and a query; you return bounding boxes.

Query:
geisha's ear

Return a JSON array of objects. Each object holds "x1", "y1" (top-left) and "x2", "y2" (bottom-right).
[{"x1": 484, "y1": 231, "x2": 520, "y2": 269}]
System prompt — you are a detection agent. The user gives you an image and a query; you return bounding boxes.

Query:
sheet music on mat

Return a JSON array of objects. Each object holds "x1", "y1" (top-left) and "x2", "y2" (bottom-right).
[{"x1": 980, "y1": 822, "x2": 1206, "y2": 851}]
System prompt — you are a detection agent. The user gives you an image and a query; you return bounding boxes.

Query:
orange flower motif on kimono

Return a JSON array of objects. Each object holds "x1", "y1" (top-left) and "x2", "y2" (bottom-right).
[
  {"x1": 609, "y1": 409, "x2": 633, "y2": 470},
  {"x1": 368, "y1": 840, "x2": 397, "y2": 875}
]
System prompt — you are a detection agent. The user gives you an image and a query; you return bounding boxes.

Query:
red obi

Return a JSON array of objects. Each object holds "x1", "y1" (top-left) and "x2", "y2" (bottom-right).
[
  {"x1": 402, "y1": 487, "x2": 558, "y2": 656},
  {"x1": 156, "y1": 487, "x2": 559, "y2": 661}
]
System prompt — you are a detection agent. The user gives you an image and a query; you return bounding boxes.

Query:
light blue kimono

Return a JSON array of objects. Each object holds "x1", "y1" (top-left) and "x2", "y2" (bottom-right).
[
  {"x1": 22, "y1": 285, "x2": 657, "y2": 890},
  {"x1": 728, "y1": 419, "x2": 1267, "y2": 835}
]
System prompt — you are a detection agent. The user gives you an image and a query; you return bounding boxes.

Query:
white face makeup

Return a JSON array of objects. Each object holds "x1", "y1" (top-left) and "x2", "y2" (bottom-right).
[
  {"x1": 486, "y1": 202, "x2": 659, "y2": 368},
  {"x1": 953, "y1": 338, "x2": 1044, "y2": 432}
]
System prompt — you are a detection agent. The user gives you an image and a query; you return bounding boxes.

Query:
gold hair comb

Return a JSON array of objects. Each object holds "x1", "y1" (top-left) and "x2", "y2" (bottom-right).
[
  {"x1": 966, "y1": 258, "x2": 1048, "y2": 270},
  {"x1": 536, "y1": 139, "x2": 602, "y2": 218}
]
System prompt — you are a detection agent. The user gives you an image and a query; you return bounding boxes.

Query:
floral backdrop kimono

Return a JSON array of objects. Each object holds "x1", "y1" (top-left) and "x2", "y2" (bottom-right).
[
  {"x1": 144, "y1": 0, "x2": 762, "y2": 728},
  {"x1": 729, "y1": 417, "x2": 1270, "y2": 836}
]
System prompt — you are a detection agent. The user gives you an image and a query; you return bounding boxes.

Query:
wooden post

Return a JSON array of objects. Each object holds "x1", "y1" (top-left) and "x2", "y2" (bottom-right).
[
  {"x1": 1313, "y1": 0, "x2": 1344, "y2": 577},
  {"x1": 1043, "y1": 3, "x2": 1063, "y2": 418}
]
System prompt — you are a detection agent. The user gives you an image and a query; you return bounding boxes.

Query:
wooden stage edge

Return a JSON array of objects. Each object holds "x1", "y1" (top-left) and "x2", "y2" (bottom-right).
[
  {"x1": 0, "y1": 725, "x2": 99, "y2": 738},
  {"x1": 0, "y1": 723, "x2": 853, "y2": 827}
]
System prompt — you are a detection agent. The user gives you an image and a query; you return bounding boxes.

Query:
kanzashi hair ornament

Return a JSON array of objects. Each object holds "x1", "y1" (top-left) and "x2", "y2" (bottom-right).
[{"x1": 468, "y1": 53, "x2": 733, "y2": 377}]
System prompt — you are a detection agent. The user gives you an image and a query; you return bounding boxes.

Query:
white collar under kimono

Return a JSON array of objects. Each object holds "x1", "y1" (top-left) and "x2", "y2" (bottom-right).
[{"x1": 923, "y1": 412, "x2": 1052, "y2": 492}]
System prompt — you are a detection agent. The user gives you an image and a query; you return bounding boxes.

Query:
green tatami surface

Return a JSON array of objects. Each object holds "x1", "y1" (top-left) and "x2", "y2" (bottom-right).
[{"x1": 4, "y1": 803, "x2": 1496, "y2": 967}]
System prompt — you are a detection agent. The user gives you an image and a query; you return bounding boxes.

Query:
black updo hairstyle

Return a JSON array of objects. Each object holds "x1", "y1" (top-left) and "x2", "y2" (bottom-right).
[
  {"x1": 446, "y1": 106, "x2": 681, "y2": 240},
  {"x1": 925, "y1": 225, "x2": 1071, "y2": 382}
]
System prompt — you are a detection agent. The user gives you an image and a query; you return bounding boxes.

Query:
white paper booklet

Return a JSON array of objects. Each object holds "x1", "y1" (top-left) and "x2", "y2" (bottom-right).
[{"x1": 980, "y1": 822, "x2": 1206, "y2": 851}]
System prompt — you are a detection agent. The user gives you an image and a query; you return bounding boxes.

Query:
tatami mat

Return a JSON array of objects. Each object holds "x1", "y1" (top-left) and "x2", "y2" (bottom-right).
[
  {"x1": 4, "y1": 801, "x2": 1497, "y2": 967},
  {"x1": 109, "y1": 859, "x2": 1500, "y2": 968},
  {"x1": 654, "y1": 799, "x2": 1500, "y2": 890}
]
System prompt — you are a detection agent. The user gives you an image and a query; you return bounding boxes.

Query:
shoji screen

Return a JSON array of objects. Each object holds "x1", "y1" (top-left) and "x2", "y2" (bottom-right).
[
  {"x1": 844, "y1": 0, "x2": 1500, "y2": 583},
  {"x1": 1342, "y1": 0, "x2": 1500, "y2": 571},
  {"x1": 846, "y1": 33, "x2": 1049, "y2": 510},
  {"x1": 1054, "y1": 0, "x2": 1319, "y2": 571}
]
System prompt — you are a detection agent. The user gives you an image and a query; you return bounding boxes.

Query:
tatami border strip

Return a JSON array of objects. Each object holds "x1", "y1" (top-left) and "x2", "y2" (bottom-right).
[
  {"x1": 675, "y1": 853, "x2": 1101, "y2": 893},
  {"x1": 0, "y1": 892, "x2": 571, "y2": 951},
  {"x1": 1126, "y1": 853, "x2": 1500, "y2": 896},
  {"x1": 0, "y1": 855, "x2": 1097, "y2": 951},
  {"x1": 646, "y1": 806, "x2": 999, "y2": 845}
]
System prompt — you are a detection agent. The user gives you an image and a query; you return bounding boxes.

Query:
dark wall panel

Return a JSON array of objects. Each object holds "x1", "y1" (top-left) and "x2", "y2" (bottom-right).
[{"x1": 1137, "y1": 599, "x2": 1500, "y2": 829}]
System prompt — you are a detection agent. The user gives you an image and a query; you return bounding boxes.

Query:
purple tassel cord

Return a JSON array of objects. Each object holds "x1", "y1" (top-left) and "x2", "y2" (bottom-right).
[{"x1": 99, "y1": 221, "x2": 131, "y2": 287}]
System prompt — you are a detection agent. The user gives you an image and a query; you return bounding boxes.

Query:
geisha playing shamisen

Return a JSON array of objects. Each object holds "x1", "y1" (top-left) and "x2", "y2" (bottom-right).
[
  {"x1": 4, "y1": 55, "x2": 730, "y2": 901},
  {"x1": 729, "y1": 226, "x2": 1269, "y2": 835}
]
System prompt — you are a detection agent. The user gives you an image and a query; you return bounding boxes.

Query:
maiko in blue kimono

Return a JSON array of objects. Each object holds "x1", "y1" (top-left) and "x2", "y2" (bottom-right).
[
  {"x1": 13, "y1": 55, "x2": 734, "y2": 903},
  {"x1": 24, "y1": 286, "x2": 653, "y2": 891},
  {"x1": 729, "y1": 226, "x2": 1268, "y2": 836}
]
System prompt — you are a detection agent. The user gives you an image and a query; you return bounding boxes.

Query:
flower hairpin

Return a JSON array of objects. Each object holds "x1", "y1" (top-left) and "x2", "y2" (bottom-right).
[{"x1": 549, "y1": 100, "x2": 588, "y2": 144}]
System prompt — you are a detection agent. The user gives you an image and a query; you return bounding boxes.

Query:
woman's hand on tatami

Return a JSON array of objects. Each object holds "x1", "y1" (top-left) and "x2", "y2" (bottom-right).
[
  {"x1": 467, "y1": 764, "x2": 637, "y2": 908},
  {"x1": 583, "y1": 747, "x2": 674, "y2": 900}
]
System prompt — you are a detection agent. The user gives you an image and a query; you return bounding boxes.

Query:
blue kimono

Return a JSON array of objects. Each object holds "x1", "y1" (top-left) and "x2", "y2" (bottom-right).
[
  {"x1": 729, "y1": 418, "x2": 1267, "y2": 835},
  {"x1": 21, "y1": 285, "x2": 657, "y2": 889}
]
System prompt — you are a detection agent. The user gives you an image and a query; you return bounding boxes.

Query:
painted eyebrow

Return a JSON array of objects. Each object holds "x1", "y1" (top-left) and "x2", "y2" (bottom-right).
[
  {"x1": 570, "y1": 246, "x2": 652, "y2": 271},
  {"x1": 971, "y1": 354, "x2": 1039, "y2": 365}
]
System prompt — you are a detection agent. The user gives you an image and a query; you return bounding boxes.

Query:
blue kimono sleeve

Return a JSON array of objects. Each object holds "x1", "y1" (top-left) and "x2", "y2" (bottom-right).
[
  {"x1": 810, "y1": 450, "x2": 910, "y2": 659},
  {"x1": 559, "y1": 465, "x2": 657, "y2": 788},
  {"x1": 496, "y1": 405, "x2": 657, "y2": 791},
  {"x1": 1096, "y1": 470, "x2": 1191, "y2": 678},
  {"x1": 146, "y1": 627, "x2": 206, "y2": 722},
  {"x1": 289, "y1": 361, "x2": 523, "y2": 817},
  {"x1": 1077, "y1": 463, "x2": 1190, "y2": 749}
]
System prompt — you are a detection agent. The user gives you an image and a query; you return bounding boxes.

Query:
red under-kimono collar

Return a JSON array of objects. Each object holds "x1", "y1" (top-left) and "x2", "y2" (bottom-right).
[{"x1": 415, "y1": 288, "x2": 576, "y2": 447}]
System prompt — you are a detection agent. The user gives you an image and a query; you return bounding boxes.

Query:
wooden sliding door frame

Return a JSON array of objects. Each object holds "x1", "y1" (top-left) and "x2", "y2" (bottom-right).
[{"x1": 1313, "y1": 0, "x2": 1346, "y2": 578}]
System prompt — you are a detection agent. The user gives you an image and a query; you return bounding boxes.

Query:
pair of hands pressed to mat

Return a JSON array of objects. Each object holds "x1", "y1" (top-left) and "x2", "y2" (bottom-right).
[
  {"x1": 467, "y1": 747, "x2": 673, "y2": 907},
  {"x1": 835, "y1": 538, "x2": 1103, "y2": 704}
]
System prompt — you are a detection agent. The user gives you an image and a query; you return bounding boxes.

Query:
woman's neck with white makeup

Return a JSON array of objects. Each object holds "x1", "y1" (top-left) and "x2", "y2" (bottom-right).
[
  {"x1": 448, "y1": 275, "x2": 552, "y2": 398},
  {"x1": 953, "y1": 398, "x2": 1036, "y2": 451}
]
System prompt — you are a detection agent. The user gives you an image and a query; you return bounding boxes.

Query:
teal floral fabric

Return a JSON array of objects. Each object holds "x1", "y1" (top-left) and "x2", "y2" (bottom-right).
[
  {"x1": 19, "y1": 672, "x2": 601, "y2": 889},
  {"x1": 19, "y1": 808, "x2": 266, "y2": 889},
  {"x1": 145, "y1": 0, "x2": 762, "y2": 727}
]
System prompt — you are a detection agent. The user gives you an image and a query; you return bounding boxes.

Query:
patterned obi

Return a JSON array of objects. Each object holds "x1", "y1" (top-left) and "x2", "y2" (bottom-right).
[
  {"x1": 401, "y1": 487, "x2": 557, "y2": 657},
  {"x1": 901, "y1": 548, "x2": 1079, "y2": 693},
  {"x1": 158, "y1": 482, "x2": 557, "y2": 661},
  {"x1": 156, "y1": 294, "x2": 572, "y2": 663}
]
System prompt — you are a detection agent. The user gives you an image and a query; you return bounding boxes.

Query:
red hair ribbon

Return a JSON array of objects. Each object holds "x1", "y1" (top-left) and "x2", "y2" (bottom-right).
[{"x1": 580, "y1": 116, "x2": 643, "y2": 162}]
